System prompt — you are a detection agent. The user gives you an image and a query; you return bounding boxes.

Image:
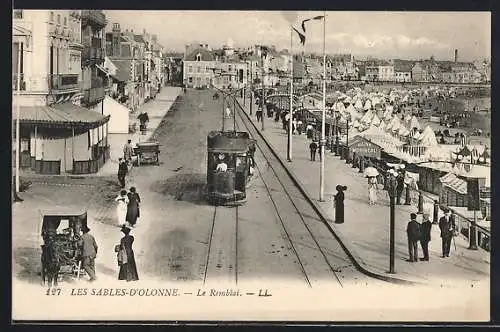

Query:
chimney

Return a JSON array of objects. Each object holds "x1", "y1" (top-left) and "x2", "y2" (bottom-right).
[{"x1": 454, "y1": 49, "x2": 458, "y2": 62}]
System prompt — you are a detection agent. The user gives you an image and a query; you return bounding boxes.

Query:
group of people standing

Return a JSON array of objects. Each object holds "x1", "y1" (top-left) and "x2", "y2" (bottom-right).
[{"x1": 406, "y1": 208, "x2": 457, "y2": 262}]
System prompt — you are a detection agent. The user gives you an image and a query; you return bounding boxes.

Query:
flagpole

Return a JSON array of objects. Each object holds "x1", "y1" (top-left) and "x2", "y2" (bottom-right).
[
  {"x1": 288, "y1": 26, "x2": 293, "y2": 162},
  {"x1": 319, "y1": 13, "x2": 326, "y2": 201}
]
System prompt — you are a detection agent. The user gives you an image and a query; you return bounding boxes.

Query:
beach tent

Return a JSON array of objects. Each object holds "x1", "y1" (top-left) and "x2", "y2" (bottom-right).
[
  {"x1": 354, "y1": 99, "x2": 363, "y2": 110},
  {"x1": 409, "y1": 115, "x2": 421, "y2": 130},
  {"x1": 371, "y1": 114, "x2": 381, "y2": 127}
]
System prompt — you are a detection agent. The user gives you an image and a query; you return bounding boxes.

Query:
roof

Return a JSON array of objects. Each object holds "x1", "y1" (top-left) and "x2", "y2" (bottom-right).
[
  {"x1": 185, "y1": 47, "x2": 215, "y2": 61},
  {"x1": 439, "y1": 172, "x2": 467, "y2": 195},
  {"x1": 13, "y1": 103, "x2": 110, "y2": 129},
  {"x1": 108, "y1": 58, "x2": 132, "y2": 82},
  {"x1": 207, "y1": 131, "x2": 253, "y2": 153},
  {"x1": 394, "y1": 61, "x2": 414, "y2": 73},
  {"x1": 133, "y1": 34, "x2": 146, "y2": 43}
]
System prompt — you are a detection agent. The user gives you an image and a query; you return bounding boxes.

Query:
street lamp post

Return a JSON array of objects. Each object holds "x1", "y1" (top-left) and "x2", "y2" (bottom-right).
[
  {"x1": 261, "y1": 52, "x2": 265, "y2": 131},
  {"x1": 388, "y1": 173, "x2": 397, "y2": 274}
]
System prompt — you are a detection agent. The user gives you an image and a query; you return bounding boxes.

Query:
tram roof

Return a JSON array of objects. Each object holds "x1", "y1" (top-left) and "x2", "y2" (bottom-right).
[{"x1": 207, "y1": 131, "x2": 254, "y2": 153}]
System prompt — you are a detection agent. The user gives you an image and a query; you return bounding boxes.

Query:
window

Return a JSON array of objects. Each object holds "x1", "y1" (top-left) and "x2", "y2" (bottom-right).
[
  {"x1": 57, "y1": 14, "x2": 61, "y2": 24},
  {"x1": 188, "y1": 77, "x2": 193, "y2": 83},
  {"x1": 188, "y1": 65, "x2": 192, "y2": 73},
  {"x1": 196, "y1": 53, "x2": 201, "y2": 61},
  {"x1": 50, "y1": 11, "x2": 54, "y2": 21},
  {"x1": 197, "y1": 66, "x2": 201, "y2": 73},
  {"x1": 64, "y1": 17, "x2": 67, "y2": 26},
  {"x1": 13, "y1": 10, "x2": 23, "y2": 19}
]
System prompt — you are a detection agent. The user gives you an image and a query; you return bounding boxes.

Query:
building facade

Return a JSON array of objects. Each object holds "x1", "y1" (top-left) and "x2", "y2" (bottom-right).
[
  {"x1": 12, "y1": 10, "x2": 110, "y2": 175},
  {"x1": 183, "y1": 45, "x2": 216, "y2": 88}
]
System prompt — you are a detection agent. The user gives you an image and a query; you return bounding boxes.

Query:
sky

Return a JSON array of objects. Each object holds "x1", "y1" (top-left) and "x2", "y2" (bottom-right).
[{"x1": 104, "y1": 11, "x2": 491, "y2": 61}]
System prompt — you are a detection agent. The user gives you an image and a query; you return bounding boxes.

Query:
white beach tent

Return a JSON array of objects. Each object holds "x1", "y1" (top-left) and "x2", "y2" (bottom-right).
[
  {"x1": 409, "y1": 115, "x2": 421, "y2": 130},
  {"x1": 371, "y1": 114, "x2": 381, "y2": 127},
  {"x1": 354, "y1": 99, "x2": 363, "y2": 110}
]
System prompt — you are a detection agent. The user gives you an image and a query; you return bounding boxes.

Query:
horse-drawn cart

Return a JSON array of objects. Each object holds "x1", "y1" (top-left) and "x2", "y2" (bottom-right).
[
  {"x1": 134, "y1": 141, "x2": 160, "y2": 166},
  {"x1": 39, "y1": 209, "x2": 88, "y2": 286}
]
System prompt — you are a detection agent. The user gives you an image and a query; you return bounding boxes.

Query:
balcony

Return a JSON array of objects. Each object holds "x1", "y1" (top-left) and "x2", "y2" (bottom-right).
[
  {"x1": 82, "y1": 86, "x2": 105, "y2": 106},
  {"x1": 81, "y1": 10, "x2": 107, "y2": 29},
  {"x1": 49, "y1": 74, "x2": 80, "y2": 92},
  {"x1": 82, "y1": 47, "x2": 105, "y2": 65}
]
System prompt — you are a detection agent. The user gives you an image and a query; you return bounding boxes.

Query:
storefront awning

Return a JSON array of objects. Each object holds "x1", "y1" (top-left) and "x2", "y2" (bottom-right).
[
  {"x1": 96, "y1": 64, "x2": 111, "y2": 76},
  {"x1": 13, "y1": 102, "x2": 110, "y2": 129}
]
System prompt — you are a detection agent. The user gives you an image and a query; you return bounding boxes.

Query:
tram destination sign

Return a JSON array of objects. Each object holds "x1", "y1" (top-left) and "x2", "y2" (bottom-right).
[{"x1": 348, "y1": 136, "x2": 382, "y2": 159}]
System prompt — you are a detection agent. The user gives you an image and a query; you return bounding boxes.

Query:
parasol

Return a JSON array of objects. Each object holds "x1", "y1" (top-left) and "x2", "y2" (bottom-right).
[{"x1": 364, "y1": 167, "x2": 379, "y2": 177}]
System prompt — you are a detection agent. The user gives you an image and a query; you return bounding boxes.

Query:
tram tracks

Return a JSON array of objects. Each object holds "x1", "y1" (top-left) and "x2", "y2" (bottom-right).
[
  {"x1": 229, "y1": 95, "x2": 350, "y2": 288},
  {"x1": 202, "y1": 204, "x2": 239, "y2": 285}
]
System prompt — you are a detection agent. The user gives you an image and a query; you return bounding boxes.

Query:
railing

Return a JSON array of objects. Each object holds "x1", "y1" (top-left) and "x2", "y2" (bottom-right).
[
  {"x1": 49, "y1": 73, "x2": 80, "y2": 91},
  {"x1": 81, "y1": 10, "x2": 107, "y2": 27},
  {"x1": 82, "y1": 86, "x2": 105, "y2": 106},
  {"x1": 12, "y1": 73, "x2": 26, "y2": 91},
  {"x1": 82, "y1": 47, "x2": 104, "y2": 63},
  {"x1": 348, "y1": 152, "x2": 491, "y2": 252}
]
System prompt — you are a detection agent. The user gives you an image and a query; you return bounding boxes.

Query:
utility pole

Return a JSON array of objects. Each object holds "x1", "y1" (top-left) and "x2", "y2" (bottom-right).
[
  {"x1": 261, "y1": 51, "x2": 265, "y2": 131},
  {"x1": 288, "y1": 27, "x2": 293, "y2": 162},
  {"x1": 250, "y1": 62, "x2": 253, "y2": 115},
  {"x1": 319, "y1": 13, "x2": 327, "y2": 202},
  {"x1": 14, "y1": 41, "x2": 22, "y2": 197}
]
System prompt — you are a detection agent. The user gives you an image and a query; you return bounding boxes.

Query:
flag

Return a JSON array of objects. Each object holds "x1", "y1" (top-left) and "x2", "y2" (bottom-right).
[
  {"x1": 292, "y1": 27, "x2": 306, "y2": 45},
  {"x1": 301, "y1": 15, "x2": 325, "y2": 33}
]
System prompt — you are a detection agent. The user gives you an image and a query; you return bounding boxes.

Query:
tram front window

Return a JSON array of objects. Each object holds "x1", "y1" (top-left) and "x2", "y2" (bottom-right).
[{"x1": 216, "y1": 153, "x2": 228, "y2": 172}]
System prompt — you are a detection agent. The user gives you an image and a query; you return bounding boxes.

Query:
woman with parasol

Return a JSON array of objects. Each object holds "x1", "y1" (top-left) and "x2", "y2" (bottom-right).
[{"x1": 364, "y1": 165, "x2": 380, "y2": 205}]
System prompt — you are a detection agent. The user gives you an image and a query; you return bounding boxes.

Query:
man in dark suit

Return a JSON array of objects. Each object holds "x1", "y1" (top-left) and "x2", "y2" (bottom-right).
[
  {"x1": 309, "y1": 141, "x2": 318, "y2": 161},
  {"x1": 439, "y1": 208, "x2": 456, "y2": 258},
  {"x1": 406, "y1": 213, "x2": 420, "y2": 262},
  {"x1": 78, "y1": 225, "x2": 98, "y2": 282},
  {"x1": 420, "y1": 213, "x2": 432, "y2": 261},
  {"x1": 117, "y1": 158, "x2": 128, "y2": 189}
]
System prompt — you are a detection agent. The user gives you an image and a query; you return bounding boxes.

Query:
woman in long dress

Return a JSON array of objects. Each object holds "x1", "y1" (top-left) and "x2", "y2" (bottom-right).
[
  {"x1": 118, "y1": 225, "x2": 139, "y2": 282},
  {"x1": 334, "y1": 185, "x2": 347, "y2": 224},
  {"x1": 368, "y1": 176, "x2": 378, "y2": 205},
  {"x1": 126, "y1": 187, "x2": 141, "y2": 227},
  {"x1": 115, "y1": 190, "x2": 129, "y2": 226}
]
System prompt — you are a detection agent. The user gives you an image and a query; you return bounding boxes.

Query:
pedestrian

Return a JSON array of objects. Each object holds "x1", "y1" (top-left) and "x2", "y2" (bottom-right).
[
  {"x1": 395, "y1": 169, "x2": 405, "y2": 205},
  {"x1": 115, "y1": 190, "x2": 129, "y2": 226},
  {"x1": 309, "y1": 141, "x2": 318, "y2": 161},
  {"x1": 123, "y1": 139, "x2": 134, "y2": 165},
  {"x1": 439, "y1": 208, "x2": 456, "y2": 258},
  {"x1": 368, "y1": 176, "x2": 378, "y2": 205},
  {"x1": 256, "y1": 106, "x2": 263, "y2": 122},
  {"x1": 117, "y1": 158, "x2": 128, "y2": 189},
  {"x1": 406, "y1": 213, "x2": 420, "y2": 262},
  {"x1": 78, "y1": 225, "x2": 98, "y2": 282},
  {"x1": 117, "y1": 225, "x2": 139, "y2": 282},
  {"x1": 306, "y1": 123, "x2": 314, "y2": 139},
  {"x1": 126, "y1": 187, "x2": 141, "y2": 227},
  {"x1": 420, "y1": 213, "x2": 432, "y2": 261},
  {"x1": 334, "y1": 185, "x2": 347, "y2": 224}
]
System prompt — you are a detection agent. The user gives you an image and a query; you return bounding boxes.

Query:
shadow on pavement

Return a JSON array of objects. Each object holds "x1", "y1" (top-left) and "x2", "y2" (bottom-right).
[
  {"x1": 150, "y1": 173, "x2": 209, "y2": 206},
  {"x1": 144, "y1": 227, "x2": 199, "y2": 282}
]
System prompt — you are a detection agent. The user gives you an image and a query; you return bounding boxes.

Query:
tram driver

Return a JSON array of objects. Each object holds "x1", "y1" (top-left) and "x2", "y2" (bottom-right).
[{"x1": 216, "y1": 153, "x2": 228, "y2": 172}]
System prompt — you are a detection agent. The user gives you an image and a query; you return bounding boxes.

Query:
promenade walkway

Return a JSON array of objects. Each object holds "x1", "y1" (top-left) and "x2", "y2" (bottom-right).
[
  {"x1": 97, "y1": 87, "x2": 182, "y2": 176},
  {"x1": 239, "y1": 97, "x2": 490, "y2": 287}
]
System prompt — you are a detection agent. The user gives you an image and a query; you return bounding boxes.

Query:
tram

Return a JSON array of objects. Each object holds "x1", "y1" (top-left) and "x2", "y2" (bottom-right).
[{"x1": 206, "y1": 130, "x2": 256, "y2": 205}]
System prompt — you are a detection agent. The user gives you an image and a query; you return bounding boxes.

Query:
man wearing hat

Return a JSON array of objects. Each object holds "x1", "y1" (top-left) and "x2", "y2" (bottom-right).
[
  {"x1": 78, "y1": 225, "x2": 98, "y2": 282},
  {"x1": 439, "y1": 208, "x2": 456, "y2": 258},
  {"x1": 420, "y1": 213, "x2": 432, "y2": 261}
]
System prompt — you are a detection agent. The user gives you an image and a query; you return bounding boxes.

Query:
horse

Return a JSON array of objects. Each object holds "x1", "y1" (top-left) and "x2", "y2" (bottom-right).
[{"x1": 41, "y1": 239, "x2": 60, "y2": 287}]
